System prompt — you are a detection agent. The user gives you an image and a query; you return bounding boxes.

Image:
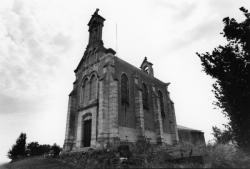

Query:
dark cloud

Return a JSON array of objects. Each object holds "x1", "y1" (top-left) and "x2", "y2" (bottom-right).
[
  {"x1": 153, "y1": 0, "x2": 198, "y2": 21},
  {"x1": 0, "y1": 93, "x2": 42, "y2": 114},
  {"x1": 19, "y1": 15, "x2": 36, "y2": 37},
  {"x1": 168, "y1": 20, "x2": 220, "y2": 52},
  {"x1": 153, "y1": 0, "x2": 178, "y2": 10},
  {"x1": 28, "y1": 39, "x2": 45, "y2": 58},
  {"x1": 189, "y1": 20, "x2": 220, "y2": 41},
  {"x1": 174, "y1": 2, "x2": 198, "y2": 20},
  {"x1": 0, "y1": 0, "x2": 72, "y2": 100},
  {"x1": 12, "y1": 0, "x2": 24, "y2": 15},
  {"x1": 207, "y1": 0, "x2": 237, "y2": 16},
  {"x1": 52, "y1": 33, "x2": 72, "y2": 52}
]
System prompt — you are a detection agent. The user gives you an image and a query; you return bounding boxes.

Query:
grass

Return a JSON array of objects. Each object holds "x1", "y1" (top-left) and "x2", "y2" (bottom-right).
[
  {"x1": 59, "y1": 140, "x2": 206, "y2": 168},
  {"x1": 1, "y1": 156, "x2": 75, "y2": 169},
  {"x1": 2, "y1": 143, "x2": 250, "y2": 169}
]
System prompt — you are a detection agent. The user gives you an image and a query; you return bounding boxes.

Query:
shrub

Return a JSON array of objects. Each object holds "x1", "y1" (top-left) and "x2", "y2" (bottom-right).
[
  {"x1": 27, "y1": 142, "x2": 52, "y2": 156},
  {"x1": 60, "y1": 148, "x2": 120, "y2": 169},
  {"x1": 50, "y1": 143, "x2": 62, "y2": 157},
  {"x1": 204, "y1": 144, "x2": 250, "y2": 168}
]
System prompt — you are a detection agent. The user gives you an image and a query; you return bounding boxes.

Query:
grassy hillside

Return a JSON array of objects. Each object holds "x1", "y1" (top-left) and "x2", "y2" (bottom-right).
[
  {"x1": 1, "y1": 156, "x2": 75, "y2": 169},
  {"x1": 2, "y1": 143, "x2": 250, "y2": 169}
]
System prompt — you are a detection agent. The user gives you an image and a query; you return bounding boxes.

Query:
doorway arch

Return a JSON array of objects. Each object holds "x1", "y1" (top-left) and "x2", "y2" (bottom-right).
[{"x1": 81, "y1": 113, "x2": 92, "y2": 147}]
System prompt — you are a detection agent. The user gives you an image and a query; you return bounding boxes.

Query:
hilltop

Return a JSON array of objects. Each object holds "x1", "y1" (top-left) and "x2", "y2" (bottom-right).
[{"x1": 1, "y1": 156, "x2": 74, "y2": 169}]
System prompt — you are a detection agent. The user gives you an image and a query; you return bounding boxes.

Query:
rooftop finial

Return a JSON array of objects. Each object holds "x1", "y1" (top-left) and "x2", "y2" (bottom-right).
[{"x1": 94, "y1": 8, "x2": 99, "y2": 15}]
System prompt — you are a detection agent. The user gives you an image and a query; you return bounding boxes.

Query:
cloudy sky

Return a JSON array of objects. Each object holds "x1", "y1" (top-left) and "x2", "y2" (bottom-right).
[{"x1": 0, "y1": 0, "x2": 249, "y2": 163}]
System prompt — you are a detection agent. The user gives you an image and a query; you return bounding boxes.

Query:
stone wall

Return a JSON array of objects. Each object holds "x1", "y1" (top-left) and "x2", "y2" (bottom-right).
[
  {"x1": 178, "y1": 129, "x2": 205, "y2": 146},
  {"x1": 75, "y1": 106, "x2": 98, "y2": 149},
  {"x1": 115, "y1": 57, "x2": 177, "y2": 143}
]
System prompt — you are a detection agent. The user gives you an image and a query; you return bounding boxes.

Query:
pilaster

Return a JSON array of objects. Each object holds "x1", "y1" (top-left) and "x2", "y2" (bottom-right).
[
  {"x1": 134, "y1": 76, "x2": 145, "y2": 138},
  {"x1": 152, "y1": 87, "x2": 164, "y2": 144},
  {"x1": 170, "y1": 102, "x2": 179, "y2": 144},
  {"x1": 97, "y1": 78, "x2": 106, "y2": 146},
  {"x1": 63, "y1": 93, "x2": 77, "y2": 151},
  {"x1": 108, "y1": 77, "x2": 119, "y2": 146}
]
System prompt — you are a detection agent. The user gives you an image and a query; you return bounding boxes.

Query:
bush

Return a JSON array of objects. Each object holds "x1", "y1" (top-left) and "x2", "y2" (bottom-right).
[
  {"x1": 60, "y1": 148, "x2": 120, "y2": 169},
  {"x1": 59, "y1": 141, "x2": 250, "y2": 168},
  {"x1": 204, "y1": 144, "x2": 250, "y2": 168},
  {"x1": 50, "y1": 143, "x2": 62, "y2": 157},
  {"x1": 27, "y1": 142, "x2": 51, "y2": 156}
]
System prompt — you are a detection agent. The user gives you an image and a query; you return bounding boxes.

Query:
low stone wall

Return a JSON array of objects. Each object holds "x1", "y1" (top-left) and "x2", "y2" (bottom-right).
[
  {"x1": 60, "y1": 149, "x2": 120, "y2": 169},
  {"x1": 60, "y1": 142, "x2": 205, "y2": 168},
  {"x1": 119, "y1": 126, "x2": 173, "y2": 144}
]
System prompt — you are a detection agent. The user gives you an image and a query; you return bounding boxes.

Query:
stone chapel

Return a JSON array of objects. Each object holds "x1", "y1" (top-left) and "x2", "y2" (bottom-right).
[{"x1": 63, "y1": 9, "x2": 182, "y2": 151}]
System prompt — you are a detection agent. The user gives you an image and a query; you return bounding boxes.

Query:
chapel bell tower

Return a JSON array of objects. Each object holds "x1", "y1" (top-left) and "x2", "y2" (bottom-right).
[
  {"x1": 87, "y1": 9, "x2": 105, "y2": 48},
  {"x1": 140, "y1": 57, "x2": 154, "y2": 76}
]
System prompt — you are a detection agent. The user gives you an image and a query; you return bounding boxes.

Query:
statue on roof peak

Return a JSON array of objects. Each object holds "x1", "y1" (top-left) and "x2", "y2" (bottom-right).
[{"x1": 94, "y1": 8, "x2": 99, "y2": 15}]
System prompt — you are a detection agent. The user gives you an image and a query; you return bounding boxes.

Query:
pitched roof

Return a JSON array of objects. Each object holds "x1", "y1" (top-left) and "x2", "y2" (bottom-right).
[
  {"x1": 177, "y1": 125, "x2": 203, "y2": 132},
  {"x1": 114, "y1": 56, "x2": 170, "y2": 86}
]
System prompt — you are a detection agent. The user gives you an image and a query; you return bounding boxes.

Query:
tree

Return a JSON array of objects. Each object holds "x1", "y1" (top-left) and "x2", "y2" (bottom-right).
[
  {"x1": 212, "y1": 125, "x2": 233, "y2": 144},
  {"x1": 197, "y1": 7, "x2": 250, "y2": 151},
  {"x1": 7, "y1": 133, "x2": 62, "y2": 160},
  {"x1": 27, "y1": 142, "x2": 40, "y2": 156},
  {"x1": 8, "y1": 133, "x2": 27, "y2": 160},
  {"x1": 50, "y1": 143, "x2": 62, "y2": 157},
  {"x1": 39, "y1": 144, "x2": 51, "y2": 154},
  {"x1": 27, "y1": 142, "x2": 51, "y2": 156}
]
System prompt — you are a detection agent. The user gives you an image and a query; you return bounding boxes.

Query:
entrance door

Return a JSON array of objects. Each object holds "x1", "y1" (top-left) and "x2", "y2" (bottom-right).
[{"x1": 83, "y1": 119, "x2": 92, "y2": 147}]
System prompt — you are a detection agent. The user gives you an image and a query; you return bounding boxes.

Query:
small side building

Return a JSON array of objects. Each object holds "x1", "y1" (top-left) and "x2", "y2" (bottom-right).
[{"x1": 177, "y1": 125, "x2": 205, "y2": 146}]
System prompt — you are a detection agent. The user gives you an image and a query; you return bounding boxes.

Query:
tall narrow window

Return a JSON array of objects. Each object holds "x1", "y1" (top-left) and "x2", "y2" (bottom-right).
[
  {"x1": 158, "y1": 90, "x2": 165, "y2": 118},
  {"x1": 121, "y1": 74, "x2": 129, "y2": 126},
  {"x1": 142, "y1": 83, "x2": 148, "y2": 109},
  {"x1": 85, "y1": 55, "x2": 89, "y2": 65},
  {"x1": 83, "y1": 79, "x2": 89, "y2": 105},
  {"x1": 81, "y1": 79, "x2": 86, "y2": 105},
  {"x1": 80, "y1": 86, "x2": 83, "y2": 105},
  {"x1": 121, "y1": 74, "x2": 129, "y2": 105},
  {"x1": 89, "y1": 75, "x2": 97, "y2": 100}
]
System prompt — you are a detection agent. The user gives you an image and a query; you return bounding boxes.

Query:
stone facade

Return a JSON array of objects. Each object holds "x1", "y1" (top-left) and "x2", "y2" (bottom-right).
[{"x1": 63, "y1": 9, "x2": 180, "y2": 151}]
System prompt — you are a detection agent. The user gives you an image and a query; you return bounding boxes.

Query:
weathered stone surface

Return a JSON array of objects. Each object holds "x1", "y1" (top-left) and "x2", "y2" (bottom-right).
[{"x1": 63, "y1": 10, "x2": 204, "y2": 152}]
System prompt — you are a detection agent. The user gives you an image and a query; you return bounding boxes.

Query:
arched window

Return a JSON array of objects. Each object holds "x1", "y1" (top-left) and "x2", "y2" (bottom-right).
[
  {"x1": 85, "y1": 55, "x2": 89, "y2": 65},
  {"x1": 82, "y1": 78, "x2": 89, "y2": 105},
  {"x1": 158, "y1": 90, "x2": 165, "y2": 118},
  {"x1": 143, "y1": 66, "x2": 149, "y2": 74},
  {"x1": 81, "y1": 79, "x2": 86, "y2": 104},
  {"x1": 89, "y1": 49, "x2": 95, "y2": 64},
  {"x1": 142, "y1": 83, "x2": 148, "y2": 109},
  {"x1": 79, "y1": 84, "x2": 83, "y2": 105},
  {"x1": 89, "y1": 75, "x2": 97, "y2": 100},
  {"x1": 121, "y1": 74, "x2": 129, "y2": 105}
]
